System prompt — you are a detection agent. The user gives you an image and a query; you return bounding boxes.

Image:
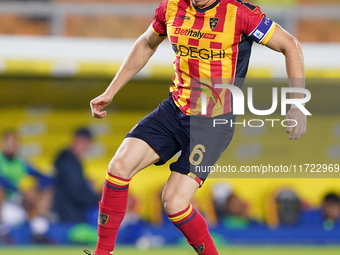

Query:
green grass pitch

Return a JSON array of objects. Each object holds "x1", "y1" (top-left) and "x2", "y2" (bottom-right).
[{"x1": 1, "y1": 246, "x2": 340, "y2": 255}]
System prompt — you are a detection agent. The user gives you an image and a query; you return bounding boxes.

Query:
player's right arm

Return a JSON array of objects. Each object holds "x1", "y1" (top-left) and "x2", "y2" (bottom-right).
[{"x1": 90, "y1": 26, "x2": 166, "y2": 119}]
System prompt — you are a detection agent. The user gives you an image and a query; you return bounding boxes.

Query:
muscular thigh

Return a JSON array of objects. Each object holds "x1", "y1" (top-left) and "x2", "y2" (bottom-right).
[
  {"x1": 114, "y1": 95, "x2": 184, "y2": 178},
  {"x1": 109, "y1": 137, "x2": 161, "y2": 179}
]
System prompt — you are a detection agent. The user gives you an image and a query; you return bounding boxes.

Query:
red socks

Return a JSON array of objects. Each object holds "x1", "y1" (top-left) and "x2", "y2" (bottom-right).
[
  {"x1": 94, "y1": 172, "x2": 131, "y2": 255},
  {"x1": 94, "y1": 172, "x2": 216, "y2": 255},
  {"x1": 168, "y1": 205, "x2": 218, "y2": 255}
]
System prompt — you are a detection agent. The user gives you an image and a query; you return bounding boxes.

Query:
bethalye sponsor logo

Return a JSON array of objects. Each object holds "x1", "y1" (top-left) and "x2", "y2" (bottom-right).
[
  {"x1": 174, "y1": 28, "x2": 217, "y2": 40},
  {"x1": 200, "y1": 84, "x2": 312, "y2": 128}
]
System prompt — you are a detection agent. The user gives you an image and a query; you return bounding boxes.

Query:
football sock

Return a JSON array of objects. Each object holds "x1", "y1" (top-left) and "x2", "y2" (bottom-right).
[
  {"x1": 168, "y1": 205, "x2": 218, "y2": 255},
  {"x1": 95, "y1": 171, "x2": 131, "y2": 255}
]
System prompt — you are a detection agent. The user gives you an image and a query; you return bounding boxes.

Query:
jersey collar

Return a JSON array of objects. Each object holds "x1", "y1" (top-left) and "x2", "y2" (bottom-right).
[{"x1": 192, "y1": 0, "x2": 221, "y2": 13}]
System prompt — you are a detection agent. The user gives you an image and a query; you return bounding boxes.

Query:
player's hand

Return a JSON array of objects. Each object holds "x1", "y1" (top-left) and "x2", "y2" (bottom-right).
[
  {"x1": 90, "y1": 93, "x2": 113, "y2": 119},
  {"x1": 285, "y1": 108, "x2": 307, "y2": 140}
]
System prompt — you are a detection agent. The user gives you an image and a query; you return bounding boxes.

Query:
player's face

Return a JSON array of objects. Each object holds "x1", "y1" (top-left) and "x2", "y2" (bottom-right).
[{"x1": 192, "y1": 0, "x2": 215, "y2": 8}]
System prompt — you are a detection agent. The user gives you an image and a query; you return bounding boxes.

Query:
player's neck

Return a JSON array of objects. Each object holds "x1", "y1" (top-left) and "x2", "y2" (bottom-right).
[{"x1": 192, "y1": 0, "x2": 216, "y2": 9}]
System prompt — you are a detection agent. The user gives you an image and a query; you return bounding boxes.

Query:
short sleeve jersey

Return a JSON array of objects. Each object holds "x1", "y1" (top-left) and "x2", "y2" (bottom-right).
[{"x1": 152, "y1": 0, "x2": 276, "y2": 117}]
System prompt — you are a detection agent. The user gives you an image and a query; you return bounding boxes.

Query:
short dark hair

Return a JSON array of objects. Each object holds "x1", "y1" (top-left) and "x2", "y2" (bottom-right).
[
  {"x1": 2, "y1": 129, "x2": 17, "y2": 140},
  {"x1": 75, "y1": 127, "x2": 93, "y2": 139},
  {"x1": 323, "y1": 193, "x2": 340, "y2": 204}
]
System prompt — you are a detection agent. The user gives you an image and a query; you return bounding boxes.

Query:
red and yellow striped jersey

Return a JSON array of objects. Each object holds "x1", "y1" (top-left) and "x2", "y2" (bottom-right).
[{"x1": 152, "y1": 0, "x2": 276, "y2": 117}]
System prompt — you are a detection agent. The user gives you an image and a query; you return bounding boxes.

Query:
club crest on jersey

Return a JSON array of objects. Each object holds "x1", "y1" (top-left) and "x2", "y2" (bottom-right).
[
  {"x1": 193, "y1": 244, "x2": 205, "y2": 254},
  {"x1": 98, "y1": 211, "x2": 109, "y2": 225},
  {"x1": 209, "y1": 18, "x2": 219, "y2": 30}
]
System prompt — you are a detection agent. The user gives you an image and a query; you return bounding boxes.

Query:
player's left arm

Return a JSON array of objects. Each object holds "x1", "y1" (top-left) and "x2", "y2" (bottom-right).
[{"x1": 264, "y1": 25, "x2": 306, "y2": 140}]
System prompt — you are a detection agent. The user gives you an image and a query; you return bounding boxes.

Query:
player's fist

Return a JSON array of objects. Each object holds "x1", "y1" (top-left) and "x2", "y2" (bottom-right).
[
  {"x1": 90, "y1": 93, "x2": 113, "y2": 119},
  {"x1": 285, "y1": 107, "x2": 307, "y2": 140}
]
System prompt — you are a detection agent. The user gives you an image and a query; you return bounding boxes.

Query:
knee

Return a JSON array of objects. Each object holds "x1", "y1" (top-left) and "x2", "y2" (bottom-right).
[
  {"x1": 108, "y1": 156, "x2": 134, "y2": 179},
  {"x1": 162, "y1": 189, "x2": 188, "y2": 215}
]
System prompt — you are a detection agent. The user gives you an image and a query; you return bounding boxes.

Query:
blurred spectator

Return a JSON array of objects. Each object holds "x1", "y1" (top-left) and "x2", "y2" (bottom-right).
[
  {"x1": 201, "y1": 183, "x2": 252, "y2": 230},
  {"x1": 212, "y1": 183, "x2": 249, "y2": 219},
  {"x1": 265, "y1": 188, "x2": 301, "y2": 228},
  {"x1": 0, "y1": 130, "x2": 53, "y2": 244},
  {"x1": 321, "y1": 193, "x2": 340, "y2": 229},
  {"x1": 52, "y1": 127, "x2": 100, "y2": 223},
  {"x1": 299, "y1": 192, "x2": 340, "y2": 231},
  {"x1": 321, "y1": 193, "x2": 340, "y2": 221},
  {"x1": 276, "y1": 189, "x2": 300, "y2": 224}
]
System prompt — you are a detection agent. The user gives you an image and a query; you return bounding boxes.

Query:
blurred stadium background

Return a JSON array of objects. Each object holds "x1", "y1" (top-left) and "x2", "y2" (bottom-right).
[{"x1": 0, "y1": 0, "x2": 340, "y2": 254}]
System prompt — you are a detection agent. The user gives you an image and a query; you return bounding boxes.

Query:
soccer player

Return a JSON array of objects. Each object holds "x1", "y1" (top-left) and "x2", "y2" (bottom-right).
[{"x1": 89, "y1": 0, "x2": 306, "y2": 254}]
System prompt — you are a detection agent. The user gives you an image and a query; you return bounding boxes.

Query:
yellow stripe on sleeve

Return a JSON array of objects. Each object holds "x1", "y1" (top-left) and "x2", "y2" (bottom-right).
[
  {"x1": 152, "y1": 27, "x2": 161, "y2": 36},
  {"x1": 261, "y1": 23, "x2": 277, "y2": 45}
]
